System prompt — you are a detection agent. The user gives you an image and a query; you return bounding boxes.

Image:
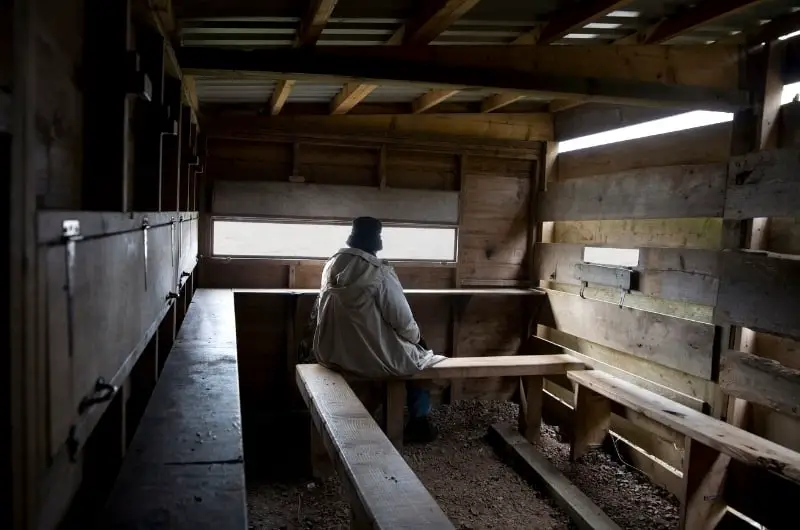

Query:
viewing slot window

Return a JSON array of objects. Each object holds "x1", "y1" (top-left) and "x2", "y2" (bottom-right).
[{"x1": 213, "y1": 220, "x2": 457, "y2": 262}]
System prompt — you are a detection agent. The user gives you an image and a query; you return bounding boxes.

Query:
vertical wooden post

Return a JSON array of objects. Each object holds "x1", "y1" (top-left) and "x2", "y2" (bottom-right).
[
  {"x1": 450, "y1": 154, "x2": 466, "y2": 402},
  {"x1": 178, "y1": 105, "x2": 192, "y2": 212},
  {"x1": 157, "y1": 303, "x2": 176, "y2": 374},
  {"x1": 385, "y1": 380, "x2": 406, "y2": 449},
  {"x1": 161, "y1": 77, "x2": 182, "y2": 212},
  {"x1": 570, "y1": 385, "x2": 611, "y2": 460},
  {"x1": 679, "y1": 437, "x2": 729, "y2": 530},
  {"x1": 518, "y1": 376, "x2": 543, "y2": 443},
  {"x1": 309, "y1": 420, "x2": 333, "y2": 480}
]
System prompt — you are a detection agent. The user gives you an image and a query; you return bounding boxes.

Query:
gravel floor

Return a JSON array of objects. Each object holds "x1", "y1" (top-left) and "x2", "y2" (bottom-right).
[{"x1": 246, "y1": 401, "x2": 679, "y2": 530}]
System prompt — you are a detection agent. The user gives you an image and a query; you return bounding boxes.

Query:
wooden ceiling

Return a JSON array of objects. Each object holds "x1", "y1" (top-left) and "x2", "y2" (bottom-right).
[{"x1": 149, "y1": 0, "x2": 800, "y2": 117}]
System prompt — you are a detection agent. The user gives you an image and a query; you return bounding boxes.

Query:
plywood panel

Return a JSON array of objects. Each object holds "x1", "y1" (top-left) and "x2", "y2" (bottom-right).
[
  {"x1": 386, "y1": 149, "x2": 457, "y2": 190},
  {"x1": 535, "y1": 243, "x2": 719, "y2": 306},
  {"x1": 299, "y1": 144, "x2": 378, "y2": 186},
  {"x1": 557, "y1": 123, "x2": 732, "y2": 181},
  {"x1": 552, "y1": 218, "x2": 724, "y2": 249},
  {"x1": 540, "y1": 289, "x2": 715, "y2": 379},
  {"x1": 199, "y1": 258, "x2": 287, "y2": 289},
  {"x1": 714, "y1": 251, "x2": 800, "y2": 340},
  {"x1": 539, "y1": 164, "x2": 726, "y2": 221},
  {"x1": 213, "y1": 180, "x2": 459, "y2": 224}
]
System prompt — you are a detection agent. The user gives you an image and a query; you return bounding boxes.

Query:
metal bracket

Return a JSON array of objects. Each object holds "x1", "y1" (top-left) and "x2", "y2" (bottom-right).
[
  {"x1": 579, "y1": 281, "x2": 588, "y2": 299},
  {"x1": 618, "y1": 289, "x2": 628, "y2": 308},
  {"x1": 62, "y1": 220, "x2": 82, "y2": 358},
  {"x1": 142, "y1": 217, "x2": 150, "y2": 290}
]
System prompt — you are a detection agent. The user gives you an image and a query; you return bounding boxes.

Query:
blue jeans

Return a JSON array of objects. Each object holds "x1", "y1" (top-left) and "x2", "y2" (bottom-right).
[{"x1": 406, "y1": 382, "x2": 431, "y2": 419}]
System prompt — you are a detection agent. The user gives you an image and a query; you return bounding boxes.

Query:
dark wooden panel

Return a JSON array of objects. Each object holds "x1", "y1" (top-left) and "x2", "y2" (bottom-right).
[
  {"x1": 539, "y1": 164, "x2": 726, "y2": 221},
  {"x1": 534, "y1": 243, "x2": 719, "y2": 306},
  {"x1": 715, "y1": 251, "x2": 800, "y2": 340},
  {"x1": 540, "y1": 289, "x2": 715, "y2": 379},
  {"x1": 104, "y1": 290, "x2": 246, "y2": 529},
  {"x1": 724, "y1": 148, "x2": 800, "y2": 219},
  {"x1": 725, "y1": 460, "x2": 800, "y2": 530},
  {"x1": 721, "y1": 349, "x2": 800, "y2": 418},
  {"x1": 554, "y1": 103, "x2": 676, "y2": 142},
  {"x1": 780, "y1": 101, "x2": 800, "y2": 148}
]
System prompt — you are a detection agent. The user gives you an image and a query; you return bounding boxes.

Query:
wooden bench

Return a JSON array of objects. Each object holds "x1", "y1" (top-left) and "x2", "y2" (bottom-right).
[
  {"x1": 386, "y1": 354, "x2": 584, "y2": 448},
  {"x1": 567, "y1": 369, "x2": 800, "y2": 530},
  {"x1": 296, "y1": 364, "x2": 455, "y2": 530},
  {"x1": 103, "y1": 290, "x2": 247, "y2": 529}
]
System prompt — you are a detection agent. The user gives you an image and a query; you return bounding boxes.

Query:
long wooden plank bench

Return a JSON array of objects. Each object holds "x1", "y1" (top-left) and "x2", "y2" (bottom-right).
[
  {"x1": 567, "y1": 369, "x2": 800, "y2": 530},
  {"x1": 103, "y1": 290, "x2": 247, "y2": 529},
  {"x1": 296, "y1": 364, "x2": 455, "y2": 530},
  {"x1": 386, "y1": 354, "x2": 584, "y2": 448}
]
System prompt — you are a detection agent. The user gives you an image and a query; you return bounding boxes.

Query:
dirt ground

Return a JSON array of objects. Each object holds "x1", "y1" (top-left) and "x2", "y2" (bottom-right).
[{"x1": 246, "y1": 401, "x2": 679, "y2": 530}]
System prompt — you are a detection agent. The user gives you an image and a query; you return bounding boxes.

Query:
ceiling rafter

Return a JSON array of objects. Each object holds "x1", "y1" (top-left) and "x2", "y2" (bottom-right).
[
  {"x1": 295, "y1": 0, "x2": 340, "y2": 47},
  {"x1": 412, "y1": 89, "x2": 461, "y2": 114},
  {"x1": 481, "y1": 93, "x2": 526, "y2": 113},
  {"x1": 616, "y1": 0, "x2": 768, "y2": 45},
  {"x1": 269, "y1": 80, "x2": 295, "y2": 115},
  {"x1": 331, "y1": 83, "x2": 378, "y2": 115},
  {"x1": 512, "y1": 0, "x2": 631, "y2": 45}
]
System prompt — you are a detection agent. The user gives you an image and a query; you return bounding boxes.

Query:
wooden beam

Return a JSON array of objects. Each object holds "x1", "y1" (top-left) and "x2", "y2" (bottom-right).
[
  {"x1": 571, "y1": 384, "x2": 612, "y2": 460},
  {"x1": 737, "y1": 10, "x2": 800, "y2": 45},
  {"x1": 401, "y1": 0, "x2": 482, "y2": 45},
  {"x1": 412, "y1": 89, "x2": 460, "y2": 114},
  {"x1": 488, "y1": 424, "x2": 622, "y2": 530},
  {"x1": 679, "y1": 439, "x2": 729, "y2": 530},
  {"x1": 179, "y1": 46, "x2": 747, "y2": 111},
  {"x1": 268, "y1": 79, "x2": 295, "y2": 116},
  {"x1": 618, "y1": 0, "x2": 768, "y2": 45},
  {"x1": 330, "y1": 82, "x2": 377, "y2": 115},
  {"x1": 537, "y1": 163, "x2": 727, "y2": 221},
  {"x1": 548, "y1": 99, "x2": 585, "y2": 113},
  {"x1": 149, "y1": 0, "x2": 175, "y2": 35},
  {"x1": 481, "y1": 93, "x2": 525, "y2": 113},
  {"x1": 724, "y1": 148, "x2": 800, "y2": 219},
  {"x1": 294, "y1": 0, "x2": 339, "y2": 48},
  {"x1": 514, "y1": 0, "x2": 632, "y2": 45},
  {"x1": 720, "y1": 350, "x2": 800, "y2": 418}
]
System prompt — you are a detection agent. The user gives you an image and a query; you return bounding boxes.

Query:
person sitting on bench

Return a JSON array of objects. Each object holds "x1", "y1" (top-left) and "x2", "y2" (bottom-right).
[{"x1": 313, "y1": 216, "x2": 447, "y2": 443}]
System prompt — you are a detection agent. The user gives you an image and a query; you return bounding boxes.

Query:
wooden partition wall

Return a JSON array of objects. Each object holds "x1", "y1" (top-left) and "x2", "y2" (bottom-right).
[{"x1": 533, "y1": 47, "x2": 800, "y2": 527}]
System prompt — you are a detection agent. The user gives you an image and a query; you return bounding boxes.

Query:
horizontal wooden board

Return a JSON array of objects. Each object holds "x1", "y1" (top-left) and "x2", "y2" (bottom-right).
[
  {"x1": 412, "y1": 354, "x2": 583, "y2": 380},
  {"x1": 557, "y1": 123, "x2": 732, "y2": 181},
  {"x1": 539, "y1": 289, "x2": 715, "y2": 379},
  {"x1": 551, "y1": 218, "x2": 724, "y2": 250},
  {"x1": 724, "y1": 149, "x2": 800, "y2": 219},
  {"x1": 721, "y1": 350, "x2": 800, "y2": 418},
  {"x1": 555, "y1": 103, "x2": 676, "y2": 142},
  {"x1": 534, "y1": 243, "x2": 720, "y2": 306},
  {"x1": 714, "y1": 251, "x2": 800, "y2": 340},
  {"x1": 212, "y1": 180, "x2": 459, "y2": 224},
  {"x1": 568, "y1": 370, "x2": 800, "y2": 485},
  {"x1": 538, "y1": 164, "x2": 727, "y2": 221}
]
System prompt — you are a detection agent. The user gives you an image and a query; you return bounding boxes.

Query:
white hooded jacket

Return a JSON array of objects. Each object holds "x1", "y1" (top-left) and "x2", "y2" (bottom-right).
[{"x1": 313, "y1": 247, "x2": 446, "y2": 378}]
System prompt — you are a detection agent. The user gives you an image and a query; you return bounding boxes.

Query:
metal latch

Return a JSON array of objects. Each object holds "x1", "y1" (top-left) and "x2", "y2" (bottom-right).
[
  {"x1": 78, "y1": 377, "x2": 118, "y2": 415},
  {"x1": 63, "y1": 220, "x2": 82, "y2": 358}
]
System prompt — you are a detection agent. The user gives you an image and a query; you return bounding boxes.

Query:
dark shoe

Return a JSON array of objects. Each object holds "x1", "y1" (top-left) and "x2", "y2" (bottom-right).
[{"x1": 403, "y1": 416, "x2": 439, "y2": 444}]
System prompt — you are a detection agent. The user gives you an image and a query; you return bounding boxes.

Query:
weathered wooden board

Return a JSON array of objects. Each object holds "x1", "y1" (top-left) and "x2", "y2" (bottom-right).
[
  {"x1": 386, "y1": 149, "x2": 458, "y2": 191},
  {"x1": 296, "y1": 364, "x2": 454, "y2": 529},
  {"x1": 714, "y1": 251, "x2": 800, "y2": 340},
  {"x1": 538, "y1": 164, "x2": 727, "y2": 221},
  {"x1": 552, "y1": 218, "x2": 724, "y2": 250},
  {"x1": 557, "y1": 123, "x2": 732, "y2": 181},
  {"x1": 488, "y1": 424, "x2": 621, "y2": 530},
  {"x1": 540, "y1": 289, "x2": 715, "y2": 379},
  {"x1": 721, "y1": 350, "x2": 800, "y2": 418},
  {"x1": 724, "y1": 149, "x2": 800, "y2": 219},
  {"x1": 554, "y1": 103, "x2": 676, "y2": 142},
  {"x1": 568, "y1": 370, "x2": 800, "y2": 485},
  {"x1": 534, "y1": 243, "x2": 720, "y2": 306},
  {"x1": 212, "y1": 180, "x2": 459, "y2": 224}
]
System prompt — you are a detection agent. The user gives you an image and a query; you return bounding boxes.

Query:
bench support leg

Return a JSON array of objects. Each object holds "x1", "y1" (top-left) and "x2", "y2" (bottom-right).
[
  {"x1": 680, "y1": 437, "x2": 728, "y2": 530},
  {"x1": 386, "y1": 380, "x2": 406, "y2": 450},
  {"x1": 571, "y1": 385, "x2": 611, "y2": 461},
  {"x1": 518, "y1": 376, "x2": 543, "y2": 443},
  {"x1": 310, "y1": 420, "x2": 333, "y2": 480}
]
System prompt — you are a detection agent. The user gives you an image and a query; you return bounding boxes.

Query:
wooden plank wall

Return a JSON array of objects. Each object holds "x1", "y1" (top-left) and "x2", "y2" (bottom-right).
[{"x1": 199, "y1": 132, "x2": 539, "y2": 440}]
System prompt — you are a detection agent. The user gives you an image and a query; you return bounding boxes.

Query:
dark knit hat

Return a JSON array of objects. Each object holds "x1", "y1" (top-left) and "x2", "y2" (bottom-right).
[{"x1": 346, "y1": 217, "x2": 383, "y2": 253}]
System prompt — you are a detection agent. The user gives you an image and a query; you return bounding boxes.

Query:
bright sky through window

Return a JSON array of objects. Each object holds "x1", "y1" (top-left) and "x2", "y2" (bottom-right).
[
  {"x1": 213, "y1": 220, "x2": 457, "y2": 262},
  {"x1": 558, "y1": 82, "x2": 800, "y2": 154}
]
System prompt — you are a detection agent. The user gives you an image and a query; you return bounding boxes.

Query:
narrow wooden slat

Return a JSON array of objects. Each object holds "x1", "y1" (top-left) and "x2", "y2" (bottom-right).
[
  {"x1": 296, "y1": 364, "x2": 454, "y2": 529},
  {"x1": 412, "y1": 89, "x2": 460, "y2": 114},
  {"x1": 294, "y1": 0, "x2": 339, "y2": 47},
  {"x1": 481, "y1": 93, "x2": 526, "y2": 113},
  {"x1": 514, "y1": 0, "x2": 631, "y2": 45},
  {"x1": 714, "y1": 251, "x2": 800, "y2": 340},
  {"x1": 537, "y1": 164, "x2": 727, "y2": 221},
  {"x1": 401, "y1": 0, "x2": 482, "y2": 45},
  {"x1": 269, "y1": 79, "x2": 295, "y2": 116},
  {"x1": 567, "y1": 369, "x2": 800, "y2": 484},
  {"x1": 410, "y1": 354, "x2": 584, "y2": 380},
  {"x1": 331, "y1": 82, "x2": 377, "y2": 115},
  {"x1": 534, "y1": 243, "x2": 720, "y2": 306},
  {"x1": 720, "y1": 349, "x2": 800, "y2": 418},
  {"x1": 679, "y1": 438, "x2": 728, "y2": 530},
  {"x1": 724, "y1": 148, "x2": 800, "y2": 219},
  {"x1": 488, "y1": 424, "x2": 621, "y2": 530},
  {"x1": 571, "y1": 385, "x2": 612, "y2": 460},
  {"x1": 540, "y1": 289, "x2": 715, "y2": 379}
]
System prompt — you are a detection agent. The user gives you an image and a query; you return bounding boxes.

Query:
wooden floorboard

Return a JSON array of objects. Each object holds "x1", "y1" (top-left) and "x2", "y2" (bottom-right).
[
  {"x1": 103, "y1": 289, "x2": 247, "y2": 529},
  {"x1": 488, "y1": 424, "x2": 620, "y2": 530}
]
